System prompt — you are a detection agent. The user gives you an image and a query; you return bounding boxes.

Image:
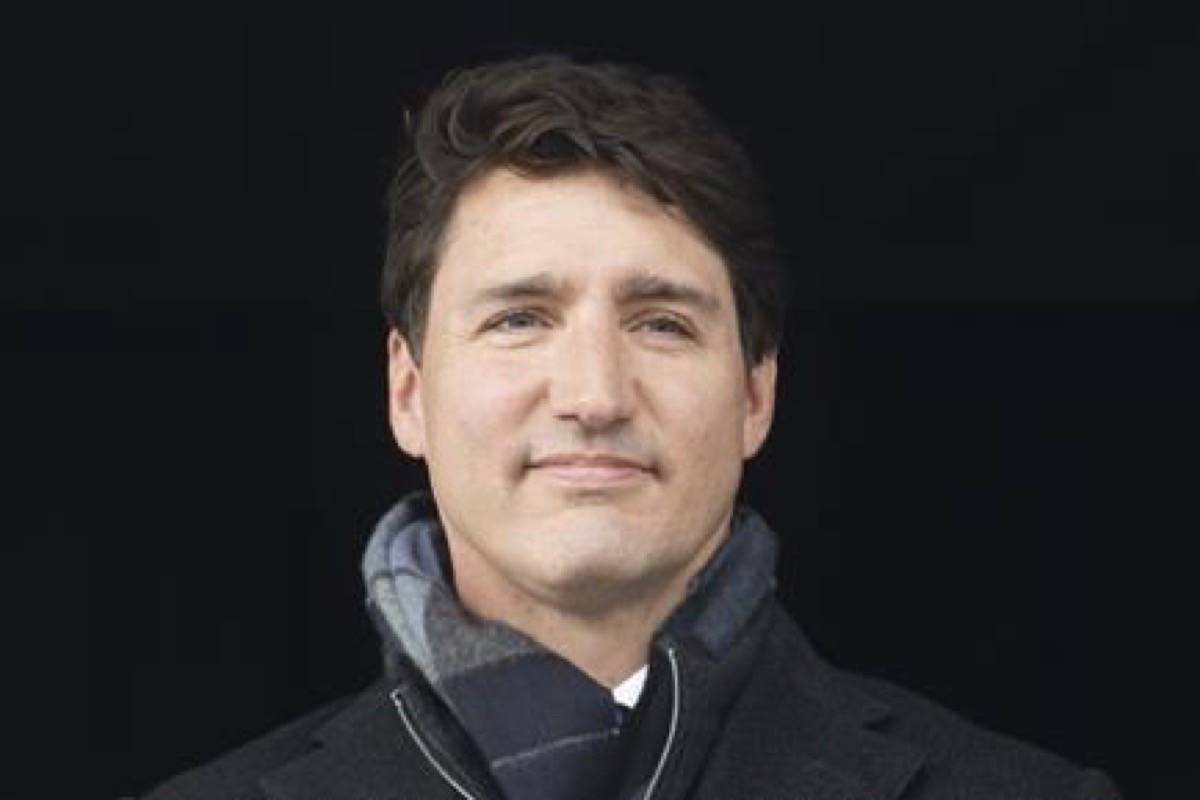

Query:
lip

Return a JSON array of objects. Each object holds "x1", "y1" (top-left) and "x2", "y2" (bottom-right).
[{"x1": 528, "y1": 453, "x2": 652, "y2": 487}]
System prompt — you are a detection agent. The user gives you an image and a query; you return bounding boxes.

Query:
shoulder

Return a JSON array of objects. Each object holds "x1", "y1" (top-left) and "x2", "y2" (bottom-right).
[
  {"x1": 760, "y1": 606, "x2": 1122, "y2": 799},
  {"x1": 845, "y1": 672, "x2": 1121, "y2": 798},
  {"x1": 139, "y1": 686, "x2": 367, "y2": 800}
]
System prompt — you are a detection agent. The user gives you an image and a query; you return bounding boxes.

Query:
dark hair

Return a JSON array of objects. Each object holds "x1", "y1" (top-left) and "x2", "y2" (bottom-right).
[{"x1": 381, "y1": 54, "x2": 785, "y2": 366}]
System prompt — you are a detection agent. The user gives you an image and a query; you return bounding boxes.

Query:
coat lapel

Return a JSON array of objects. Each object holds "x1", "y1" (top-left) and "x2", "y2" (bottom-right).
[
  {"x1": 256, "y1": 682, "x2": 468, "y2": 800},
  {"x1": 676, "y1": 666, "x2": 926, "y2": 800},
  {"x1": 743, "y1": 694, "x2": 926, "y2": 800},
  {"x1": 762, "y1": 639, "x2": 927, "y2": 800},
  {"x1": 670, "y1": 608, "x2": 927, "y2": 800}
]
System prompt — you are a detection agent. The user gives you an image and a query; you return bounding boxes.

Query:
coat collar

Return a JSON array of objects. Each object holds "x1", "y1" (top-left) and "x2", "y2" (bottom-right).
[
  {"x1": 753, "y1": 608, "x2": 927, "y2": 800},
  {"x1": 258, "y1": 606, "x2": 926, "y2": 800},
  {"x1": 258, "y1": 653, "x2": 511, "y2": 800},
  {"x1": 652, "y1": 603, "x2": 927, "y2": 800},
  {"x1": 254, "y1": 682, "x2": 426, "y2": 800}
]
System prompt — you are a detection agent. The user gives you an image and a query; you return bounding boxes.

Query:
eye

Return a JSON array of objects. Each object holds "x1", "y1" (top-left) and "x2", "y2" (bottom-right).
[
  {"x1": 635, "y1": 315, "x2": 694, "y2": 339},
  {"x1": 486, "y1": 308, "x2": 549, "y2": 333}
]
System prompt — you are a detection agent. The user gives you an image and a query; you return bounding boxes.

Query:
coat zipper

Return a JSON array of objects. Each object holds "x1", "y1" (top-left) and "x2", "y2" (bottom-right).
[
  {"x1": 390, "y1": 646, "x2": 680, "y2": 800},
  {"x1": 642, "y1": 645, "x2": 681, "y2": 800},
  {"x1": 390, "y1": 687, "x2": 482, "y2": 800}
]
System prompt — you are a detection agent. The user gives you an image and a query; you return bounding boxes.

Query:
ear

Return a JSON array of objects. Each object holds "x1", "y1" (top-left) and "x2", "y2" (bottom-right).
[
  {"x1": 742, "y1": 351, "x2": 778, "y2": 460},
  {"x1": 387, "y1": 330, "x2": 427, "y2": 459}
]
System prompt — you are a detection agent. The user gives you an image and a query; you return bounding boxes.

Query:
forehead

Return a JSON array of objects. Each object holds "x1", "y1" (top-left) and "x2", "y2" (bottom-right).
[{"x1": 432, "y1": 168, "x2": 732, "y2": 304}]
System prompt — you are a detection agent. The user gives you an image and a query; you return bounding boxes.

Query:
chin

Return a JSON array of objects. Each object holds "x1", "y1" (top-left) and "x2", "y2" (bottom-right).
[
  {"x1": 523, "y1": 542, "x2": 676, "y2": 608},
  {"x1": 538, "y1": 500, "x2": 652, "y2": 536}
]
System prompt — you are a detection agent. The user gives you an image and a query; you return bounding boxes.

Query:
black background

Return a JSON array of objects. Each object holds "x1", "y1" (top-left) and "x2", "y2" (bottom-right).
[{"x1": 5, "y1": 1, "x2": 1197, "y2": 797}]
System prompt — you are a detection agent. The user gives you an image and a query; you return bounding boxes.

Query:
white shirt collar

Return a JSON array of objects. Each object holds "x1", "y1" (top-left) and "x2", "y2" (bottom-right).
[{"x1": 612, "y1": 664, "x2": 649, "y2": 709}]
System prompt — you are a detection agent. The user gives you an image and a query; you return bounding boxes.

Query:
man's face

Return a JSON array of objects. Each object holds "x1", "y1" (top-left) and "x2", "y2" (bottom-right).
[{"x1": 388, "y1": 168, "x2": 776, "y2": 614}]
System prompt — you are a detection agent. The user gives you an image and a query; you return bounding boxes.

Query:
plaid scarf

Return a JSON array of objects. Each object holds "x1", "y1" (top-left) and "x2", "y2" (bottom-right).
[{"x1": 363, "y1": 491, "x2": 777, "y2": 800}]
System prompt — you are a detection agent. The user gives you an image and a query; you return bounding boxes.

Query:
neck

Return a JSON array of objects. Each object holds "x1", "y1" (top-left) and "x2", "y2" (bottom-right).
[{"x1": 445, "y1": 527, "x2": 728, "y2": 688}]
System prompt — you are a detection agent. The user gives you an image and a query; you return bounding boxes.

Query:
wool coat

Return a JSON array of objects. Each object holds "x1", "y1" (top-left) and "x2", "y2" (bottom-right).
[{"x1": 141, "y1": 598, "x2": 1120, "y2": 800}]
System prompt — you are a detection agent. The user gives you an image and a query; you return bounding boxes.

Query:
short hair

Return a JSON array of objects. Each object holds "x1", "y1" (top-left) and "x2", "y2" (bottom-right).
[{"x1": 381, "y1": 54, "x2": 785, "y2": 366}]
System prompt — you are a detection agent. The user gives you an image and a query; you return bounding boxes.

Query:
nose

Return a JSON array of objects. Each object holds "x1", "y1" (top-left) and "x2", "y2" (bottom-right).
[{"x1": 548, "y1": 322, "x2": 635, "y2": 431}]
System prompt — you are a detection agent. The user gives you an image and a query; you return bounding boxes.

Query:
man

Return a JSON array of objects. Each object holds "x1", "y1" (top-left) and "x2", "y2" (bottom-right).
[{"x1": 144, "y1": 54, "x2": 1120, "y2": 799}]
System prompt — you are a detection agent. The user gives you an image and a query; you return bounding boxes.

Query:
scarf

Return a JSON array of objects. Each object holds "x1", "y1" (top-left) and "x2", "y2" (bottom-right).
[{"x1": 363, "y1": 491, "x2": 778, "y2": 800}]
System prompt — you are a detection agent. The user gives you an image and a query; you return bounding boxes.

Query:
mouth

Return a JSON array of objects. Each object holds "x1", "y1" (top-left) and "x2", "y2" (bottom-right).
[{"x1": 527, "y1": 453, "x2": 653, "y2": 488}]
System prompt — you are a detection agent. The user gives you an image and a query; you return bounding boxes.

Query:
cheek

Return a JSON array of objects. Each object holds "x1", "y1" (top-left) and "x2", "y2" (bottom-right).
[
  {"x1": 652, "y1": 365, "x2": 746, "y2": 471},
  {"x1": 427, "y1": 356, "x2": 541, "y2": 460}
]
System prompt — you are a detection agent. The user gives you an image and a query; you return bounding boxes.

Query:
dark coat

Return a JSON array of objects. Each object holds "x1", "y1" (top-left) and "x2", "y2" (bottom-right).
[{"x1": 142, "y1": 601, "x2": 1120, "y2": 799}]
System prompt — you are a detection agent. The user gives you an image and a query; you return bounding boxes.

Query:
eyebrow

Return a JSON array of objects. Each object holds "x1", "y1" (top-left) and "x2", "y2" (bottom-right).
[
  {"x1": 470, "y1": 273, "x2": 564, "y2": 307},
  {"x1": 616, "y1": 271, "x2": 721, "y2": 314},
  {"x1": 469, "y1": 270, "x2": 721, "y2": 315}
]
